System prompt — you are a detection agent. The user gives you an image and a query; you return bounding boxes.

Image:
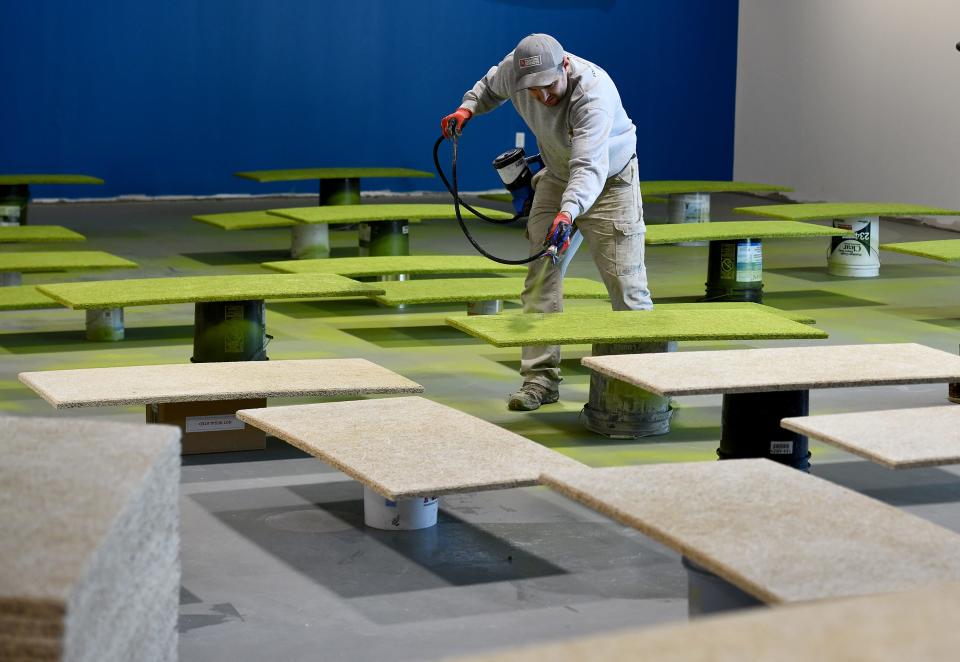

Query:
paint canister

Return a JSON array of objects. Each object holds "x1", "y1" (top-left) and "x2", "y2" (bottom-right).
[
  {"x1": 358, "y1": 220, "x2": 410, "y2": 257},
  {"x1": 192, "y1": 300, "x2": 268, "y2": 362},
  {"x1": 827, "y1": 216, "x2": 880, "y2": 277},
  {"x1": 492, "y1": 147, "x2": 535, "y2": 218},
  {"x1": 950, "y1": 344, "x2": 960, "y2": 405},
  {"x1": 0, "y1": 272, "x2": 22, "y2": 287},
  {"x1": 717, "y1": 390, "x2": 810, "y2": 470},
  {"x1": 667, "y1": 193, "x2": 709, "y2": 246},
  {"x1": 319, "y1": 178, "x2": 361, "y2": 206},
  {"x1": 682, "y1": 556, "x2": 763, "y2": 617},
  {"x1": 704, "y1": 239, "x2": 763, "y2": 302},
  {"x1": 466, "y1": 300, "x2": 502, "y2": 316},
  {"x1": 85, "y1": 307, "x2": 125, "y2": 342},
  {"x1": 362, "y1": 485, "x2": 438, "y2": 531},
  {"x1": 290, "y1": 224, "x2": 330, "y2": 259},
  {"x1": 582, "y1": 341, "x2": 675, "y2": 438},
  {"x1": 0, "y1": 184, "x2": 30, "y2": 226}
]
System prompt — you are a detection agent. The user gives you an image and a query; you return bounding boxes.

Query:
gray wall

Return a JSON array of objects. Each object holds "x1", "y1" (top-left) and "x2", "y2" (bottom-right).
[{"x1": 735, "y1": 0, "x2": 960, "y2": 224}]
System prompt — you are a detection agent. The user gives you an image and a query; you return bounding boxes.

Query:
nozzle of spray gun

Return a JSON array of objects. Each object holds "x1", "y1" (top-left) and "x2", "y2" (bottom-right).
[{"x1": 546, "y1": 244, "x2": 560, "y2": 265}]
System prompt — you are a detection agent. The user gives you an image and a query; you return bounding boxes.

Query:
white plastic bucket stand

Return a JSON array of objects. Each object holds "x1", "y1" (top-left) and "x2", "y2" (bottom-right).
[
  {"x1": 86, "y1": 307, "x2": 125, "y2": 341},
  {"x1": 363, "y1": 485, "x2": 439, "y2": 531},
  {"x1": 827, "y1": 216, "x2": 880, "y2": 277},
  {"x1": 467, "y1": 300, "x2": 502, "y2": 315},
  {"x1": 291, "y1": 224, "x2": 331, "y2": 259},
  {"x1": 667, "y1": 193, "x2": 710, "y2": 246}
]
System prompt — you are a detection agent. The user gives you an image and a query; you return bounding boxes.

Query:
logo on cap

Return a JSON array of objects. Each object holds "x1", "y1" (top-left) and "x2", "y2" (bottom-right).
[{"x1": 518, "y1": 55, "x2": 542, "y2": 68}]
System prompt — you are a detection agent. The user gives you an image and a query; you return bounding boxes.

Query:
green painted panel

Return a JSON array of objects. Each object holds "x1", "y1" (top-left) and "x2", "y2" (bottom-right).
[
  {"x1": 193, "y1": 211, "x2": 297, "y2": 231},
  {"x1": 262, "y1": 255, "x2": 527, "y2": 276},
  {"x1": 652, "y1": 301, "x2": 814, "y2": 324},
  {"x1": 640, "y1": 181, "x2": 793, "y2": 196},
  {"x1": 734, "y1": 202, "x2": 960, "y2": 221},
  {"x1": 0, "y1": 285, "x2": 62, "y2": 310},
  {"x1": 0, "y1": 251, "x2": 137, "y2": 273},
  {"x1": 37, "y1": 273, "x2": 383, "y2": 309},
  {"x1": 0, "y1": 174, "x2": 104, "y2": 185},
  {"x1": 234, "y1": 168, "x2": 434, "y2": 183},
  {"x1": 374, "y1": 277, "x2": 608, "y2": 306},
  {"x1": 880, "y1": 240, "x2": 960, "y2": 263},
  {"x1": 0, "y1": 226, "x2": 85, "y2": 243},
  {"x1": 268, "y1": 203, "x2": 512, "y2": 224},
  {"x1": 446, "y1": 308, "x2": 828, "y2": 347},
  {"x1": 645, "y1": 220, "x2": 851, "y2": 244}
]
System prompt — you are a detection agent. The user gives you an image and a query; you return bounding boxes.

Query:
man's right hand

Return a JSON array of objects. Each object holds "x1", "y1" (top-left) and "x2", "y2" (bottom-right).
[{"x1": 441, "y1": 108, "x2": 472, "y2": 139}]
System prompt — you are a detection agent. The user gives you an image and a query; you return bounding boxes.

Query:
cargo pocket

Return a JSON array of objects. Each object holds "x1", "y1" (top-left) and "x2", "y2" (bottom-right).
[{"x1": 614, "y1": 219, "x2": 644, "y2": 276}]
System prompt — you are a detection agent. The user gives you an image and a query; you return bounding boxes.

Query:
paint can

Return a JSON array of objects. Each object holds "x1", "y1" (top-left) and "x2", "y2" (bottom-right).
[
  {"x1": 319, "y1": 178, "x2": 361, "y2": 206},
  {"x1": 682, "y1": 556, "x2": 763, "y2": 617},
  {"x1": 0, "y1": 272, "x2": 22, "y2": 287},
  {"x1": 290, "y1": 224, "x2": 330, "y2": 259},
  {"x1": 0, "y1": 184, "x2": 29, "y2": 226},
  {"x1": 704, "y1": 239, "x2": 763, "y2": 302},
  {"x1": 466, "y1": 300, "x2": 502, "y2": 315},
  {"x1": 667, "y1": 193, "x2": 709, "y2": 246},
  {"x1": 192, "y1": 300, "x2": 268, "y2": 362},
  {"x1": 85, "y1": 308, "x2": 125, "y2": 342},
  {"x1": 582, "y1": 341, "x2": 675, "y2": 438},
  {"x1": 359, "y1": 220, "x2": 410, "y2": 257},
  {"x1": 717, "y1": 390, "x2": 810, "y2": 470},
  {"x1": 363, "y1": 485, "x2": 438, "y2": 531},
  {"x1": 827, "y1": 216, "x2": 880, "y2": 277}
]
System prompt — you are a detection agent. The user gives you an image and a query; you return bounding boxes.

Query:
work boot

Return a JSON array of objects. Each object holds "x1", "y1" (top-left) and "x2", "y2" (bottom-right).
[{"x1": 507, "y1": 382, "x2": 559, "y2": 411}]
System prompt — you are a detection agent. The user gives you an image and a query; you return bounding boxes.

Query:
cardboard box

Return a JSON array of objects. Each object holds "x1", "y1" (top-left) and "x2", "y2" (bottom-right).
[{"x1": 146, "y1": 398, "x2": 266, "y2": 455}]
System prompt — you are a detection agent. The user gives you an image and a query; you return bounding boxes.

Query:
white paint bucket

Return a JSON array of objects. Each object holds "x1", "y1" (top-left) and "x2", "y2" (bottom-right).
[
  {"x1": 291, "y1": 224, "x2": 330, "y2": 259},
  {"x1": 86, "y1": 307, "x2": 125, "y2": 342},
  {"x1": 827, "y1": 216, "x2": 880, "y2": 277},
  {"x1": 363, "y1": 485, "x2": 438, "y2": 531},
  {"x1": 667, "y1": 193, "x2": 710, "y2": 246},
  {"x1": 467, "y1": 300, "x2": 502, "y2": 315}
]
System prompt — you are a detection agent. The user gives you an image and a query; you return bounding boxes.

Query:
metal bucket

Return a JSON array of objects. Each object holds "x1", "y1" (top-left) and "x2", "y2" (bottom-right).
[
  {"x1": 682, "y1": 556, "x2": 763, "y2": 617},
  {"x1": 582, "y1": 341, "x2": 675, "y2": 438},
  {"x1": 705, "y1": 238, "x2": 763, "y2": 302},
  {"x1": 467, "y1": 300, "x2": 502, "y2": 315},
  {"x1": 828, "y1": 216, "x2": 880, "y2": 277}
]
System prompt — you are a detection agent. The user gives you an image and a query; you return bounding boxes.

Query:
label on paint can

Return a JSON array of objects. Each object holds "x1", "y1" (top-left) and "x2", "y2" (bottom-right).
[
  {"x1": 736, "y1": 242, "x2": 762, "y2": 283},
  {"x1": 719, "y1": 243, "x2": 737, "y2": 281},
  {"x1": 224, "y1": 304, "x2": 245, "y2": 353},
  {"x1": 185, "y1": 414, "x2": 246, "y2": 433},
  {"x1": 401, "y1": 224, "x2": 409, "y2": 235},
  {"x1": 0, "y1": 205, "x2": 21, "y2": 226},
  {"x1": 683, "y1": 196, "x2": 709, "y2": 224},
  {"x1": 830, "y1": 219, "x2": 871, "y2": 255},
  {"x1": 770, "y1": 441, "x2": 794, "y2": 455}
]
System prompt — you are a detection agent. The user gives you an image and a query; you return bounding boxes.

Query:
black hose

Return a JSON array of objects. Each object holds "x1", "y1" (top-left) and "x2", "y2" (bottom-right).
[{"x1": 433, "y1": 133, "x2": 549, "y2": 265}]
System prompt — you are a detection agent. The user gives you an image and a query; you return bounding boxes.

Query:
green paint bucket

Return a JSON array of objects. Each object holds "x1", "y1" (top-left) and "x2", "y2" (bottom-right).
[
  {"x1": 582, "y1": 341, "x2": 675, "y2": 438},
  {"x1": 85, "y1": 308, "x2": 125, "y2": 342},
  {"x1": 704, "y1": 239, "x2": 763, "y2": 302},
  {"x1": 358, "y1": 221, "x2": 410, "y2": 257},
  {"x1": 0, "y1": 184, "x2": 30, "y2": 226},
  {"x1": 319, "y1": 178, "x2": 361, "y2": 206},
  {"x1": 192, "y1": 300, "x2": 268, "y2": 362}
]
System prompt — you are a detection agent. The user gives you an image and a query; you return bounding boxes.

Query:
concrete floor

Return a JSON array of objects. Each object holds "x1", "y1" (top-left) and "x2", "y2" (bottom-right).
[{"x1": 3, "y1": 192, "x2": 960, "y2": 660}]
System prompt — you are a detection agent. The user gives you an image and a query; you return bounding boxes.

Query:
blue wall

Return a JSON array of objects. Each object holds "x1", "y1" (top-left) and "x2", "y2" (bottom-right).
[{"x1": 0, "y1": 1, "x2": 739, "y2": 199}]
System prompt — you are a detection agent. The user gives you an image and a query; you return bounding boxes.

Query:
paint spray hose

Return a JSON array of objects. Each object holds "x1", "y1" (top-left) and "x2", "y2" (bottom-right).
[{"x1": 433, "y1": 130, "x2": 570, "y2": 265}]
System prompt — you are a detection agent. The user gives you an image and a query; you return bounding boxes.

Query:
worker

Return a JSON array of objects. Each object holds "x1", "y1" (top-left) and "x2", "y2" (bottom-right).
[{"x1": 442, "y1": 33, "x2": 652, "y2": 411}]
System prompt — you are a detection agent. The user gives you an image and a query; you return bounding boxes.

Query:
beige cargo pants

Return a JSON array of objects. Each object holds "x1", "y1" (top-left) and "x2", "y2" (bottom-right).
[{"x1": 521, "y1": 157, "x2": 652, "y2": 389}]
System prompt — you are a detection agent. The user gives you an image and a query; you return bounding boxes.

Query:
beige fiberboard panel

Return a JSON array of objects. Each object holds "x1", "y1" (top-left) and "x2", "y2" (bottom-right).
[
  {"x1": 782, "y1": 405, "x2": 960, "y2": 469},
  {"x1": 19, "y1": 359, "x2": 423, "y2": 409},
  {"x1": 541, "y1": 459, "x2": 960, "y2": 604},
  {"x1": 237, "y1": 396, "x2": 583, "y2": 500},
  {"x1": 582, "y1": 343, "x2": 960, "y2": 396},
  {"x1": 450, "y1": 582, "x2": 960, "y2": 662},
  {"x1": 0, "y1": 416, "x2": 180, "y2": 662}
]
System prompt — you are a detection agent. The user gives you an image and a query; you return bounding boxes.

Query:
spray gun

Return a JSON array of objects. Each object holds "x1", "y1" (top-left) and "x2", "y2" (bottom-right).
[{"x1": 543, "y1": 215, "x2": 574, "y2": 265}]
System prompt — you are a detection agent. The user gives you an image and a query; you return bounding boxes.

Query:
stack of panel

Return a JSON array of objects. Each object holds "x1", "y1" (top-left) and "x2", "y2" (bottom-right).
[{"x1": 0, "y1": 416, "x2": 180, "y2": 661}]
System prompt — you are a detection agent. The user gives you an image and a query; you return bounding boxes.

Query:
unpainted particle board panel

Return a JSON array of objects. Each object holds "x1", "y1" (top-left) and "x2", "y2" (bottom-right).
[
  {"x1": 19, "y1": 358, "x2": 423, "y2": 409},
  {"x1": 781, "y1": 405, "x2": 960, "y2": 469},
  {"x1": 644, "y1": 220, "x2": 850, "y2": 244},
  {"x1": 267, "y1": 203, "x2": 512, "y2": 224},
  {"x1": 446, "y1": 309, "x2": 827, "y2": 347},
  {"x1": 541, "y1": 459, "x2": 960, "y2": 604},
  {"x1": 261, "y1": 255, "x2": 528, "y2": 276},
  {"x1": 451, "y1": 582, "x2": 960, "y2": 662},
  {"x1": 36, "y1": 273, "x2": 382, "y2": 309},
  {"x1": 582, "y1": 343, "x2": 960, "y2": 396},
  {"x1": 236, "y1": 396, "x2": 583, "y2": 499},
  {"x1": 373, "y1": 277, "x2": 608, "y2": 306},
  {"x1": 734, "y1": 202, "x2": 960, "y2": 221}
]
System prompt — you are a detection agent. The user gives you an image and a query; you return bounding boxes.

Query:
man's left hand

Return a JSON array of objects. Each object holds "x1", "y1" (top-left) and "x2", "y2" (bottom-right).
[{"x1": 543, "y1": 211, "x2": 574, "y2": 257}]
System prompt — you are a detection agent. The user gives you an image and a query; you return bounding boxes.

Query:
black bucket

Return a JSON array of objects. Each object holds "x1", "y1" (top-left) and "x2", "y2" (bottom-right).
[
  {"x1": 358, "y1": 220, "x2": 409, "y2": 257},
  {"x1": 192, "y1": 300, "x2": 268, "y2": 363},
  {"x1": 0, "y1": 184, "x2": 30, "y2": 226},
  {"x1": 704, "y1": 239, "x2": 763, "y2": 302},
  {"x1": 717, "y1": 390, "x2": 810, "y2": 470}
]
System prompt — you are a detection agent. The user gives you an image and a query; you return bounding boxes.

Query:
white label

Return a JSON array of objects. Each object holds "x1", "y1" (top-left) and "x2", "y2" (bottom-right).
[
  {"x1": 401, "y1": 224, "x2": 409, "y2": 235},
  {"x1": 185, "y1": 414, "x2": 246, "y2": 433},
  {"x1": 736, "y1": 242, "x2": 763, "y2": 282},
  {"x1": 515, "y1": 132, "x2": 526, "y2": 148},
  {"x1": 770, "y1": 440, "x2": 794, "y2": 455},
  {"x1": 0, "y1": 205, "x2": 21, "y2": 226}
]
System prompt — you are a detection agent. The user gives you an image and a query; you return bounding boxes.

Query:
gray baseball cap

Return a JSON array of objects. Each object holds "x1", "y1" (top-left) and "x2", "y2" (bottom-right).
[{"x1": 513, "y1": 34, "x2": 565, "y2": 92}]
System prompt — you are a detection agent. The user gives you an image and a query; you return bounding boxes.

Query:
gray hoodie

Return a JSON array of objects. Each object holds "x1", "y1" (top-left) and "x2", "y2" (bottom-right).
[{"x1": 459, "y1": 51, "x2": 637, "y2": 222}]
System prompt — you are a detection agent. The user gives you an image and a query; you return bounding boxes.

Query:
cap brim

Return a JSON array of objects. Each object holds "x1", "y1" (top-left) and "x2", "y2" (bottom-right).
[{"x1": 514, "y1": 66, "x2": 563, "y2": 93}]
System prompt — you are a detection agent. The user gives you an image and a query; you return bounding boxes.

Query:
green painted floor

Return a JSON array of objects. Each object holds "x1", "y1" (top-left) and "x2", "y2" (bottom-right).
[{"x1": 4, "y1": 193, "x2": 960, "y2": 661}]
